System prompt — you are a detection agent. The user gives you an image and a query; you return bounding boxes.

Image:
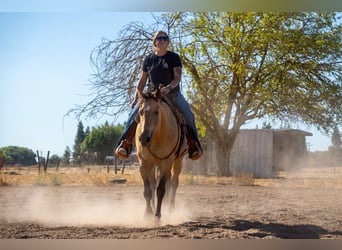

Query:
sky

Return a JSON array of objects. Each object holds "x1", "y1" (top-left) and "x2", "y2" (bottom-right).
[
  {"x1": 0, "y1": 12, "x2": 154, "y2": 156},
  {"x1": 0, "y1": 11, "x2": 339, "y2": 157}
]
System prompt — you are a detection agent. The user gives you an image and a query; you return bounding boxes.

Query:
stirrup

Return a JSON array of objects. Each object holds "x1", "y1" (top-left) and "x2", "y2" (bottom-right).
[
  {"x1": 189, "y1": 149, "x2": 202, "y2": 160},
  {"x1": 188, "y1": 143, "x2": 202, "y2": 160},
  {"x1": 115, "y1": 147, "x2": 128, "y2": 160},
  {"x1": 114, "y1": 140, "x2": 132, "y2": 160}
]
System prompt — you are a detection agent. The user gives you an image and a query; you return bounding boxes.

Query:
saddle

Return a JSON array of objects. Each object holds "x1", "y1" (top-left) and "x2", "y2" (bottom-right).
[{"x1": 160, "y1": 94, "x2": 184, "y2": 124}]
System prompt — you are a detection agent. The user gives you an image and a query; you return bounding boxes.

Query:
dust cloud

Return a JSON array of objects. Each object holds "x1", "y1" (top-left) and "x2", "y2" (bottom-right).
[{"x1": 2, "y1": 187, "x2": 192, "y2": 227}]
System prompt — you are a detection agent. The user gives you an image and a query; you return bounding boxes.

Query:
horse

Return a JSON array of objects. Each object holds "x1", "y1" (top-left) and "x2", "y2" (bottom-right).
[{"x1": 135, "y1": 88, "x2": 187, "y2": 219}]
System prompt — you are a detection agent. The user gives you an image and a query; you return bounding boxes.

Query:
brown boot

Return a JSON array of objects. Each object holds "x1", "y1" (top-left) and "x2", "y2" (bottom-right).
[
  {"x1": 185, "y1": 127, "x2": 203, "y2": 160},
  {"x1": 114, "y1": 122, "x2": 137, "y2": 160},
  {"x1": 115, "y1": 139, "x2": 132, "y2": 160},
  {"x1": 188, "y1": 142, "x2": 203, "y2": 160}
]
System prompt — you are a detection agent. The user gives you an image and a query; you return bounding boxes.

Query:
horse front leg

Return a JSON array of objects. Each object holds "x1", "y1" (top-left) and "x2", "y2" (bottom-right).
[
  {"x1": 155, "y1": 174, "x2": 167, "y2": 219},
  {"x1": 142, "y1": 180, "x2": 153, "y2": 216},
  {"x1": 140, "y1": 165, "x2": 154, "y2": 216},
  {"x1": 149, "y1": 166, "x2": 157, "y2": 210}
]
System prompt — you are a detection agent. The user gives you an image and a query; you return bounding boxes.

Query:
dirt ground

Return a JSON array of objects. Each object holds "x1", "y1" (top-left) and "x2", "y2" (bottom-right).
[{"x1": 0, "y1": 166, "x2": 341, "y2": 239}]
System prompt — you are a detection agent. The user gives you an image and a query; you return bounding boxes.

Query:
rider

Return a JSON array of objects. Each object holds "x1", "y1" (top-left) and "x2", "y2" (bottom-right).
[{"x1": 114, "y1": 30, "x2": 203, "y2": 160}]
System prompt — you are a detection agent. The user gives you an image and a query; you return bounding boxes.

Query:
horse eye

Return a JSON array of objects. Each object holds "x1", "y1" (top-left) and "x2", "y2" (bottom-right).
[{"x1": 154, "y1": 110, "x2": 159, "y2": 116}]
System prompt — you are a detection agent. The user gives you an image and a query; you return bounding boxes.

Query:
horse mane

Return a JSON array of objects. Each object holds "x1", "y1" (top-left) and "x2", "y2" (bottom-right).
[{"x1": 139, "y1": 89, "x2": 161, "y2": 102}]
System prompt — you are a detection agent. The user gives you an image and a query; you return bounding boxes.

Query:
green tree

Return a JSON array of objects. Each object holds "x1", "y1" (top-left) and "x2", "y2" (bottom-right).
[
  {"x1": 0, "y1": 149, "x2": 5, "y2": 159},
  {"x1": 0, "y1": 149, "x2": 5, "y2": 168},
  {"x1": 329, "y1": 126, "x2": 342, "y2": 164},
  {"x1": 49, "y1": 154, "x2": 60, "y2": 167},
  {"x1": 73, "y1": 121, "x2": 86, "y2": 161},
  {"x1": 69, "y1": 12, "x2": 342, "y2": 176},
  {"x1": 262, "y1": 122, "x2": 272, "y2": 129},
  {"x1": 1, "y1": 146, "x2": 37, "y2": 165},
  {"x1": 176, "y1": 12, "x2": 341, "y2": 175},
  {"x1": 85, "y1": 126, "x2": 90, "y2": 137},
  {"x1": 331, "y1": 126, "x2": 341, "y2": 148},
  {"x1": 63, "y1": 146, "x2": 71, "y2": 166},
  {"x1": 80, "y1": 123, "x2": 124, "y2": 164}
]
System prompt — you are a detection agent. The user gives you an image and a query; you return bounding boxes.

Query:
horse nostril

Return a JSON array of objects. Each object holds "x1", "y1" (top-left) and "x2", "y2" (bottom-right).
[{"x1": 139, "y1": 132, "x2": 152, "y2": 146}]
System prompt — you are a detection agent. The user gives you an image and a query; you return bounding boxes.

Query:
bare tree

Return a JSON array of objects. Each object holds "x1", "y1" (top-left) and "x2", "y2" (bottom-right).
[
  {"x1": 67, "y1": 14, "x2": 179, "y2": 121},
  {"x1": 68, "y1": 12, "x2": 342, "y2": 176}
]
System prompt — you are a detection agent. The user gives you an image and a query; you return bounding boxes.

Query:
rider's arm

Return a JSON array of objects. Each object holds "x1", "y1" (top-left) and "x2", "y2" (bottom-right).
[
  {"x1": 161, "y1": 66, "x2": 182, "y2": 94},
  {"x1": 131, "y1": 71, "x2": 148, "y2": 108}
]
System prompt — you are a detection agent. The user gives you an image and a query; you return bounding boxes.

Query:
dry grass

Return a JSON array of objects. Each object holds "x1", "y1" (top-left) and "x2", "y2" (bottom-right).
[
  {"x1": 234, "y1": 172, "x2": 255, "y2": 186},
  {"x1": 0, "y1": 166, "x2": 143, "y2": 187},
  {"x1": 0, "y1": 165, "x2": 341, "y2": 189},
  {"x1": 0, "y1": 174, "x2": 9, "y2": 186}
]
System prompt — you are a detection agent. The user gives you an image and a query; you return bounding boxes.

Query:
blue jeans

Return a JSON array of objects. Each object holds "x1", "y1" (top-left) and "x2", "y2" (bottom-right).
[
  {"x1": 115, "y1": 104, "x2": 139, "y2": 146},
  {"x1": 173, "y1": 92, "x2": 201, "y2": 147},
  {"x1": 116, "y1": 91, "x2": 202, "y2": 150}
]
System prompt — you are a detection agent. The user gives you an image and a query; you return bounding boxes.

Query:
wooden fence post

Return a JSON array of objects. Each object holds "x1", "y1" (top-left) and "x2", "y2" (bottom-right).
[
  {"x1": 114, "y1": 157, "x2": 118, "y2": 174},
  {"x1": 37, "y1": 150, "x2": 41, "y2": 173},
  {"x1": 44, "y1": 151, "x2": 50, "y2": 173},
  {"x1": 122, "y1": 160, "x2": 125, "y2": 174}
]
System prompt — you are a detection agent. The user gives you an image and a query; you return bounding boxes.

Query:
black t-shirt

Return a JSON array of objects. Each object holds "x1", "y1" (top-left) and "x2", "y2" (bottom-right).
[{"x1": 142, "y1": 51, "x2": 182, "y2": 93}]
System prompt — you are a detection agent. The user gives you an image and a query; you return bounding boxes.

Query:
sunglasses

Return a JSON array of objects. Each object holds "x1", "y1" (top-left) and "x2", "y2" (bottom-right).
[{"x1": 156, "y1": 36, "x2": 169, "y2": 41}]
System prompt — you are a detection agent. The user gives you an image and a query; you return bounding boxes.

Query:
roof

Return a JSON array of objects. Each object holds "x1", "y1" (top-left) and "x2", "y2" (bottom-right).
[
  {"x1": 239, "y1": 129, "x2": 313, "y2": 137},
  {"x1": 272, "y1": 129, "x2": 313, "y2": 136}
]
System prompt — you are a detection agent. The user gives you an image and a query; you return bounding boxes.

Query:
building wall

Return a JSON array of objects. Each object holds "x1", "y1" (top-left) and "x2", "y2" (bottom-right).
[
  {"x1": 273, "y1": 131, "x2": 309, "y2": 170},
  {"x1": 183, "y1": 129, "x2": 311, "y2": 178},
  {"x1": 230, "y1": 130, "x2": 275, "y2": 178}
]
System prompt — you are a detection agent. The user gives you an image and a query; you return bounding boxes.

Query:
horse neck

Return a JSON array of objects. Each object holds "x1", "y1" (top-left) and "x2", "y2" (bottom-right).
[{"x1": 153, "y1": 102, "x2": 178, "y2": 142}]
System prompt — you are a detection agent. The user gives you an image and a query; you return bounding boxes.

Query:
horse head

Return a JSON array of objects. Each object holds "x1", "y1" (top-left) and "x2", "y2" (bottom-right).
[{"x1": 137, "y1": 89, "x2": 162, "y2": 147}]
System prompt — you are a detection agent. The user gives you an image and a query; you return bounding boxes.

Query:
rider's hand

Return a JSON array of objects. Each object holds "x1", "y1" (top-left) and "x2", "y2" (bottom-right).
[{"x1": 161, "y1": 85, "x2": 172, "y2": 95}]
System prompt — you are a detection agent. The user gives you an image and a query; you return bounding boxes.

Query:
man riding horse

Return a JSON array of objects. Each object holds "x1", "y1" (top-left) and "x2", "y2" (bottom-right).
[{"x1": 114, "y1": 30, "x2": 203, "y2": 161}]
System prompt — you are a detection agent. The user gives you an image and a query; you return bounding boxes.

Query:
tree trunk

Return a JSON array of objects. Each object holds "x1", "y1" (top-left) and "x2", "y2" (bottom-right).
[
  {"x1": 215, "y1": 130, "x2": 239, "y2": 176},
  {"x1": 216, "y1": 142, "x2": 232, "y2": 176}
]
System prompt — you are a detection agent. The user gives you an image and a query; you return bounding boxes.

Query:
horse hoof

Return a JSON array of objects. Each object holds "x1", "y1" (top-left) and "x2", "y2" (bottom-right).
[
  {"x1": 144, "y1": 208, "x2": 154, "y2": 218},
  {"x1": 154, "y1": 213, "x2": 161, "y2": 219},
  {"x1": 153, "y1": 216, "x2": 162, "y2": 226}
]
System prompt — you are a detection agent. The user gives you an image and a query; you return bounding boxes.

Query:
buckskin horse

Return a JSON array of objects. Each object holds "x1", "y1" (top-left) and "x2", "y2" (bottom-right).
[{"x1": 135, "y1": 88, "x2": 187, "y2": 219}]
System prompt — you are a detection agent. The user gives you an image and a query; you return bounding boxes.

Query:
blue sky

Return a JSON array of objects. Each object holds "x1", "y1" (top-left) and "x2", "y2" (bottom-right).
[
  {"x1": 0, "y1": 12, "x2": 154, "y2": 156},
  {"x1": 0, "y1": 12, "x2": 336, "y2": 157}
]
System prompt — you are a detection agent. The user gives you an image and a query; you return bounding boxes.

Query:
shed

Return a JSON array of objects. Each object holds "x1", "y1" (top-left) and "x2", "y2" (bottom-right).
[{"x1": 230, "y1": 129, "x2": 312, "y2": 178}]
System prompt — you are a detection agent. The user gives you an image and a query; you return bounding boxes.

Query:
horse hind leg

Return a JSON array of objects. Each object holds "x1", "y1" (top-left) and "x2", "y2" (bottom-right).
[
  {"x1": 170, "y1": 158, "x2": 182, "y2": 211},
  {"x1": 164, "y1": 171, "x2": 172, "y2": 207}
]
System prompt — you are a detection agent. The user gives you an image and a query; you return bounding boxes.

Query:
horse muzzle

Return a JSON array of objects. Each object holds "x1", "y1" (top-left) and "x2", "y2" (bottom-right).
[{"x1": 139, "y1": 131, "x2": 153, "y2": 147}]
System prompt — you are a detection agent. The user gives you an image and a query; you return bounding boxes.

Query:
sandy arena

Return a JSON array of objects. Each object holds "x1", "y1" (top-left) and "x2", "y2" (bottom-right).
[{"x1": 0, "y1": 166, "x2": 341, "y2": 239}]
